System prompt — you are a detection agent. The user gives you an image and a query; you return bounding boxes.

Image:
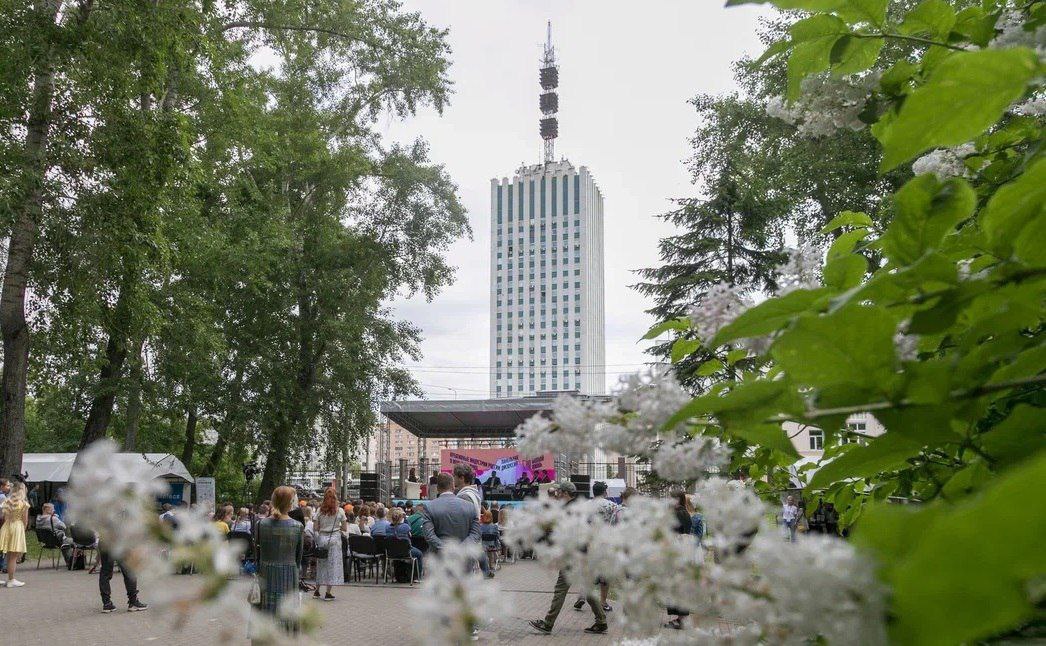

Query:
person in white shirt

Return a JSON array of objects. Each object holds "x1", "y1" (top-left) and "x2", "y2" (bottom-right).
[{"x1": 782, "y1": 495, "x2": 801, "y2": 543}]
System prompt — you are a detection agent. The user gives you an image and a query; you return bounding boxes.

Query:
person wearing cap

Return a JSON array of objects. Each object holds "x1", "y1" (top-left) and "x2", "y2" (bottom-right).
[{"x1": 529, "y1": 480, "x2": 608, "y2": 636}]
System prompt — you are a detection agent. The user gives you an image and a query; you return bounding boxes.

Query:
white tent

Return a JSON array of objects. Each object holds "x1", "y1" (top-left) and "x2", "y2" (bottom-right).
[{"x1": 21, "y1": 452, "x2": 195, "y2": 484}]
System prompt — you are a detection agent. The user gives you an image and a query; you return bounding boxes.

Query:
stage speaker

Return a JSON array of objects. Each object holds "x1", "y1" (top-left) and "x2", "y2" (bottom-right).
[
  {"x1": 570, "y1": 474, "x2": 592, "y2": 498},
  {"x1": 360, "y1": 472, "x2": 380, "y2": 501}
]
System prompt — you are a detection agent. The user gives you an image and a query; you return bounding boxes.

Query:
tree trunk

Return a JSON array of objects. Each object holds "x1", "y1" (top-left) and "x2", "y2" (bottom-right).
[
  {"x1": 77, "y1": 332, "x2": 129, "y2": 449},
  {"x1": 256, "y1": 421, "x2": 293, "y2": 503},
  {"x1": 121, "y1": 340, "x2": 144, "y2": 450},
  {"x1": 0, "y1": 0, "x2": 61, "y2": 476},
  {"x1": 204, "y1": 433, "x2": 227, "y2": 476},
  {"x1": 180, "y1": 407, "x2": 198, "y2": 469},
  {"x1": 78, "y1": 259, "x2": 138, "y2": 449}
]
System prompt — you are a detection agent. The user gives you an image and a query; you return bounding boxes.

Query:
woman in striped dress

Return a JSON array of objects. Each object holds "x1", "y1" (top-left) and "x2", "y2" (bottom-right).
[{"x1": 255, "y1": 486, "x2": 304, "y2": 625}]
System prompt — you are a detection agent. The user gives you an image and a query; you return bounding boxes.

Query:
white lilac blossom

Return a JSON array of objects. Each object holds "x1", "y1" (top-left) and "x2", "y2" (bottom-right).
[
  {"x1": 911, "y1": 144, "x2": 976, "y2": 179},
  {"x1": 505, "y1": 495, "x2": 704, "y2": 635},
  {"x1": 65, "y1": 439, "x2": 258, "y2": 633},
  {"x1": 775, "y1": 245, "x2": 821, "y2": 296},
  {"x1": 746, "y1": 532, "x2": 888, "y2": 645},
  {"x1": 516, "y1": 394, "x2": 617, "y2": 458},
  {"x1": 410, "y1": 541, "x2": 507, "y2": 644},
  {"x1": 689, "y1": 282, "x2": 752, "y2": 346},
  {"x1": 894, "y1": 320, "x2": 919, "y2": 362},
  {"x1": 765, "y1": 74, "x2": 879, "y2": 138},
  {"x1": 614, "y1": 368, "x2": 692, "y2": 438},
  {"x1": 991, "y1": 6, "x2": 1046, "y2": 54},
  {"x1": 1011, "y1": 96, "x2": 1046, "y2": 116},
  {"x1": 501, "y1": 367, "x2": 889, "y2": 644},
  {"x1": 514, "y1": 414, "x2": 560, "y2": 458},
  {"x1": 692, "y1": 478, "x2": 766, "y2": 553},
  {"x1": 65, "y1": 439, "x2": 167, "y2": 561},
  {"x1": 651, "y1": 437, "x2": 729, "y2": 482}
]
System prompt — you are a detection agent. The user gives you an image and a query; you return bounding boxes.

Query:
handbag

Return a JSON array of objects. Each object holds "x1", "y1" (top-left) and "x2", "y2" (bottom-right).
[
  {"x1": 312, "y1": 516, "x2": 337, "y2": 559},
  {"x1": 247, "y1": 575, "x2": 261, "y2": 605}
]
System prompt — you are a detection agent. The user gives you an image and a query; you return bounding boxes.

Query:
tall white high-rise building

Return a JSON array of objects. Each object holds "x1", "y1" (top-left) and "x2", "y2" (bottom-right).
[
  {"x1": 488, "y1": 162, "x2": 605, "y2": 398},
  {"x1": 488, "y1": 24, "x2": 605, "y2": 399}
]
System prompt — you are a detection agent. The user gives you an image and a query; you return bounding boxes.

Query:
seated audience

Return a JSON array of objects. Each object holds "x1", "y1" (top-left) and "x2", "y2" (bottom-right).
[
  {"x1": 369, "y1": 506, "x2": 392, "y2": 536},
  {"x1": 407, "y1": 504, "x2": 427, "y2": 537},
  {"x1": 213, "y1": 505, "x2": 233, "y2": 535},
  {"x1": 230, "y1": 508, "x2": 252, "y2": 533}
]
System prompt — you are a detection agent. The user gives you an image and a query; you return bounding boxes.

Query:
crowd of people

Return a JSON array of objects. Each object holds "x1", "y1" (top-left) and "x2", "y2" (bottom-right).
[{"x1": 1, "y1": 467, "x2": 820, "y2": 639}]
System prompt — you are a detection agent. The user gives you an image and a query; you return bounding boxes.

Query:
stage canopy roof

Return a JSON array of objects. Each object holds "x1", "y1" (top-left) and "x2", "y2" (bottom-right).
[
  {"x1": 21, "y1": 452, "x2": 195, "y2": 484},
  {"x1": 380, "y1": 395, "x2": 611, "y2": 439}
]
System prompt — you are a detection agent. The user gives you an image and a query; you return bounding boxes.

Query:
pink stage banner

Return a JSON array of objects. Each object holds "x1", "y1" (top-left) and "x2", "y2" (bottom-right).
[{"x1": 439, "y1": 448, "x2": 555, "y2": 485}]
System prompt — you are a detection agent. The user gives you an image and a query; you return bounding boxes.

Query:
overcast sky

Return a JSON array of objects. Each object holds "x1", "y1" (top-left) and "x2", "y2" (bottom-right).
[{"x1": 382, "y1": 1, "x2": 770, "y2": 399}]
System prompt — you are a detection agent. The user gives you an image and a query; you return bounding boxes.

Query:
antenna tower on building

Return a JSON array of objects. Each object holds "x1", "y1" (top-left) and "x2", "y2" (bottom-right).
[{"x1": 539, "y1": 21, "x2": 559, "y2": 164}]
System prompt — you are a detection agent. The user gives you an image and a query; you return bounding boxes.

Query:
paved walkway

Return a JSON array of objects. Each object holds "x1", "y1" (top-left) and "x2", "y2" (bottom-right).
[{"x1": 1, "y1": 557, "x2": 695, "y2": 644}]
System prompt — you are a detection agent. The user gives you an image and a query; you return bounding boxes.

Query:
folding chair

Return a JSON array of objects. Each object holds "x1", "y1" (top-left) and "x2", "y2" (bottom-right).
[
  {"x1": 69, "y1": 525, "x2": 98, "y2": 572},
  {"x1": 34, "y1": 527, "x2": 64, "y2": 570},
  {"x1": 348, "y1": 535, "x2": 380, "y2": 584},
  {"x1": 384, "y1": 538, "x2": 419, "y2": 586},
  {"x1": 227, "y1": 530, "x2": 255, "y2": 573}
]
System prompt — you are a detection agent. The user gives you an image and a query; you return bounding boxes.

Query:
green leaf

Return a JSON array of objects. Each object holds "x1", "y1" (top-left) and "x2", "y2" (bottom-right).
[
  {"x1": 988, "y1": 342, "x2": 1046, "y2": 385},
  {"x1": 666, "y1": 379, "x2": 794, "y2": 429},
  {"x1": 952, "y1": 6, "x2": 997, "y2": 47},
  {"x1": 809, "y1": 432, "x2": 922, "y2": 489},
  {"x1": 899, "y1": 0, "x2": 956, "y2": 39},
  {"x1": 787, "y1": 32, "x2": 846, "y2": 98},
  {"x1": 822, "y1": 253, "x2": 867, "y2": 290},
  {"x1": 726, "y1": 423, "x2": 800, "y2": 457},
  {"x1": 771, "y1": 305, "x2": 896, "y2": 392},
  {"x1": 827, "y1": 228, "x2": 870, "y2": 260},
  {"x1": 725, "y1": 348, "x2": 749, "y2": 365},
  {"x1": 830, "y1": 34, "x2": 883, "y2": 75},
  {"x1": 696, "y1": 358, "x2": 724, "y2": 376},
  {"x1": 821, "y1": 210, "x2": 873, "y2": 234},
  {"x1": 671, "y1": 337, "x2": 701, "y2": 362},
  {"x1": 875, "y1": 48, "x2": 1039, "y2": 170},
  {"x1": 879, "y1": 59, "x2": 919, "y2": 96},
  {"x1": 979, "y1": 405, "x2": 1046, "y2": 467},
  {"x1": 856, "y1": 453, "x2": 1046, "y2": 645},
  {"x1": 880, "y1": 175, "x2": 976, "y2": 265},
  {"x1": 875, "y1": 405, "x2": 963, "y2": 445},
  {"x1": 790, "y1": 13, "x2": 849, "y2": 41},
  {"x1": 835, "y1": 0, "x2": 888, "y2": 25},
  {"x1": 756, "y1": 38, "x2": 794, "y2": 65},
  {"x1": 980, "y1": 157, "x2": 1046, "y2": 264},
  {"x1": 711, "y1": 288, "x2": 830, "y2": 347},
  {"x1": 642, "y1": 317, "x2": 689, "y2": 340}
]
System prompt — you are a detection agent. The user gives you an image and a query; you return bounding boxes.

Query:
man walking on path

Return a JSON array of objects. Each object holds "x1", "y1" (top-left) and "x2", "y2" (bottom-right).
[
  {"x1": 529, "y1": 481, "x2": 608, "y2": 636},
  {"x1": 98, "y1": 544, "x2": 148, "y2": 613},
  {"x1": 573, "y1": 480, "x2": 617, "y2": 613}
]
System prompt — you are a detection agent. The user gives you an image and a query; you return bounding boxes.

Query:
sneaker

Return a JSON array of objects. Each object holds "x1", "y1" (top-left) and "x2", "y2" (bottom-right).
[
  {"x1": 529, "y1": 619, "x2": 552, "y2": 635},
  {"x1": 6, "y1": 579, "x2": 24, "y2": 587},
  {"x1": 572, "y1": 599, "x2": 585, "y2": 611},
  {"x1": 485, "y1": 571, "x2": 495, "y2": 579},
  {"x1": 584, "y1": 624, "x2": 608, "y2": 634},
  {"x1": 101, "y1": 602, "x2": 116, "y2": 613},
  {"x1": 128, "y1": 600, "x2": 149, "y2": 612},
  {"x1": 324, "y1": 592, "x2": 335, "y2": 601},
  {"x1": 603, "y1": 603, "x2": 613, "y2": 612}
]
